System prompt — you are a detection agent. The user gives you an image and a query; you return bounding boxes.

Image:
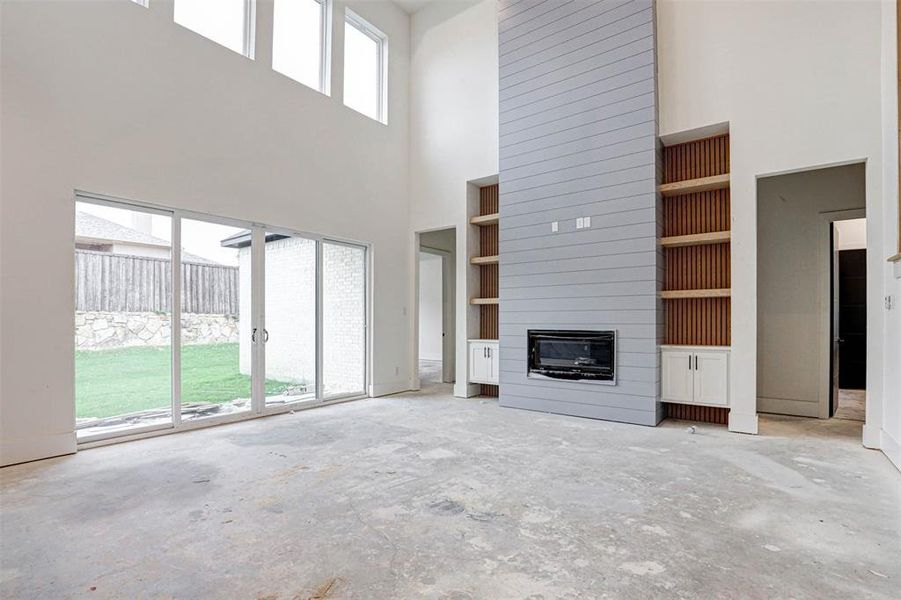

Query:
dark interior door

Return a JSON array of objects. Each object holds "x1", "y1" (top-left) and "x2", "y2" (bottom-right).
[{"x1": 838, "y1": 249, "x2": 866, "y2": 389}]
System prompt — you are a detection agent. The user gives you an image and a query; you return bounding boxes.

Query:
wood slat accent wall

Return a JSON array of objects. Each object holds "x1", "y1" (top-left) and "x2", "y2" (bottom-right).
[
  {"x1": 662, "y1": 133, "x2": 731, "y2": 421},
  {"x1": 480, "y1": 224, "x2": 498, "y2": 257},
  {"x1": 663, "y1": 190, "x2": 730, "y2": 236},
  {"x1": 480, "y1": 183, "x2": 498, "y2": 215},
  {"x1": 662, "y1": 134, "x2": 730, "y2": 183},
  {"x1": 664, "y1": 245, "x2": 731, "y2": 290},
  {"x1": 663, "y1": 133, "x2": 731, "y2": 347},
  {"x1": 479, "y1": 183, "x2": 499, "y2": 396},
  {"x1": 665, "y1": 298, "x2": 731, "y2": 346},
  {"x1": 480, "y1": 383, "x2": 499, "y2": 396},
  {"x1": 664, "y1": 403, "x2": 729, "y2": 425}
]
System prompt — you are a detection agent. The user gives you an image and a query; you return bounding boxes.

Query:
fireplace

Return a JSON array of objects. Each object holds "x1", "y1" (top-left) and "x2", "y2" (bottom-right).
[{"x1": 527, "y1": 330, "x2": 616, "y2": 383}]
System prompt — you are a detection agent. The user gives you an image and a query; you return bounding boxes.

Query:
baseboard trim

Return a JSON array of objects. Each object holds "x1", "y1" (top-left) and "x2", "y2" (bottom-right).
[
  {"x1": 370, "y1": 381, "x2": 412, "y2": 397},
  {"x1": 757, "y1": 397, "x2": 818, "y2": 418},
  {"x1": 1, "y1": 432, "x2": 76, "y2": 467},
  {"x1": 454, "y1": 383, "x2": 481, "y2": 398},
  {"x1": 878, "y1": 429, "x2": 901, "y2": 472},
  {"x1": 728, "y1": 411, "x2": 759, "y2": 434},
  {"x1": 862, "y1": 424, "x2": 882, "y2": 449}
]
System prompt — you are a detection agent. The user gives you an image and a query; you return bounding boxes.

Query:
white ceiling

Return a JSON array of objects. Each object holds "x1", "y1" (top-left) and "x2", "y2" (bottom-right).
[{"x1": 393, "y1": 0, "x2": 437, "y2": 15}]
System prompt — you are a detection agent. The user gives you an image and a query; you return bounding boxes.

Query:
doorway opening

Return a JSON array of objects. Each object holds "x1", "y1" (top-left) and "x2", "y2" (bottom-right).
[
  {"x1": 831, "y1": 218, "x2": 867, "y2": 421},
  {"x1": 417, "y1": 228, "x2": 456, "y2": 387},
  {"x1": 756, "y1": 162, "x2": 866, "y2": 423}
]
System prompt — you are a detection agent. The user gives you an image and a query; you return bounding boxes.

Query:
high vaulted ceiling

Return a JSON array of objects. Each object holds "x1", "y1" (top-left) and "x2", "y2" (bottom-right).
[{"x1": 393, "y1": 0, "x2": 435, "y2": 14}]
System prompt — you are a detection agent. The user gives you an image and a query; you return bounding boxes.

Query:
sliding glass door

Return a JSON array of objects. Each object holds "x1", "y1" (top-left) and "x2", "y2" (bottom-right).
[
  {"x1": 263, "y1": 232, "x2": 317, "y2": 407},
  {"x1": 179, "y1": 218, "x2": 252, "y2": 423},
  {"x1": 75, "y1": 195, "x2": 368, "y2": 442},
  {"x1": 75, "y1": 201, "x2": 174, "y2": 439}
]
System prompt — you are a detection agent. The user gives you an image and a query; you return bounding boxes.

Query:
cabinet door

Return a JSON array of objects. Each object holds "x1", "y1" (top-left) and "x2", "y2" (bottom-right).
[
  {"x1": 694, "y1": 352, "x2": 729, "y2": 406},
  {"x1": 469, "y1": 343, "x2": 491, "y2": 384},
  {"x1": 487, "y1": 343, "x2": 499, "y2": 385},
  {"x1": 662, "y1": 350, "x2": 694, "y2": 403}
]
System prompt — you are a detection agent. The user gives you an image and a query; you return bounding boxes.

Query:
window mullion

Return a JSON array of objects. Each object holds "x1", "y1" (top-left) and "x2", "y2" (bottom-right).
[
  {"x1": 244, "y1": 0, "x2": 256, "y2": 59},
  {"x1": 171, "y1": 216, "x2": 183, "y2": 428}
]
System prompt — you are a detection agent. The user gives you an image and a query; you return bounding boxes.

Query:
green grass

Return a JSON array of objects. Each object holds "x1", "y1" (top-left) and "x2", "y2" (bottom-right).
[{"x1": 75, "y1": 343, "x2": 298, "y2": 419}]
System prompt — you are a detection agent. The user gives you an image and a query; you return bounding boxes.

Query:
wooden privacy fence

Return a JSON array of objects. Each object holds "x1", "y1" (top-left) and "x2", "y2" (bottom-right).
[{"x1": 75, "y1": 250, "x2": 239, "y2": 315}]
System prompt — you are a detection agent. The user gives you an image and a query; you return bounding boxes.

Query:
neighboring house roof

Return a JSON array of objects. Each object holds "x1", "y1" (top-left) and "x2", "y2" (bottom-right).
[
  {"x1": 75, "y1": 210, "x2": 216, "y2": 264},
  {"x1": 220, "y1": 230, "x2": 289, "y2": 249},
  {"x1": 76, "y1": 210, "x2": 171, "y2": 248}
]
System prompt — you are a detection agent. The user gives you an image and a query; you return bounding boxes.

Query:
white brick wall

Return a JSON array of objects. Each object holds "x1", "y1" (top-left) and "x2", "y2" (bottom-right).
[
  {"x1": 238, "y1": 238, "x2": 366, "y2": 395},
  {"x1": 239, "y1": 237, "x2": 316, "y2": 385},
  {"x1": 323, "y1": 242, "x2": 366, "y2": 396}
]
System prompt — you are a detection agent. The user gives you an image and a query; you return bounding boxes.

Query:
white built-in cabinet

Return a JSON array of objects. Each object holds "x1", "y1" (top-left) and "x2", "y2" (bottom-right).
[
  {"x1": 661, "y1": 346, "x2": 730, "y2": 407},
  {"x1": 468, "y1": 339, "x2": 499, "y2": 385}
]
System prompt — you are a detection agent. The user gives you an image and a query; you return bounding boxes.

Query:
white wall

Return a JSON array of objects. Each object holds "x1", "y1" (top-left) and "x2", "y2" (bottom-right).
[
  {"x1": 0, "y1": 0, "x2": 412, "y2": 465},
  {"x1": 658, "y1": 0, "x2": 893, "y2": 448},
  {"x1": 879, "y1": 0, "x2": 901, "y2": 470},
  {"x1": 409, "y1": 0, "x2": 498, "y2": 397},
  {"x1": 418, "y1": 252, "x2": 443, "y2": 361}
]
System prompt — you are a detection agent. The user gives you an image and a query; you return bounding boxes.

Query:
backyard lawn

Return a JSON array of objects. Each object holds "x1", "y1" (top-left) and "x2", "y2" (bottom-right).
[{"x1": 75, "y1": 343, "x2": 294, "y2": 418}]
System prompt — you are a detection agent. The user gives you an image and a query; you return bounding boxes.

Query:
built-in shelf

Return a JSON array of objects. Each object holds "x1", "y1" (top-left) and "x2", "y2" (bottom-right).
[
  {"x1": 661, "y1": 288, "x2": 731, "y2": 300},
  {"x1": 470, "y1": 212, "x2": 499, "y2": 226},
  {"x1": 470, "y1": 255, "x2": 499, "y2": 265},
  {"x1": 659, "y1": 173, "x2": 730, "y2": 198},
  {"x1": 660, "y1": 231, "x2": 731, "y2": 248},
  {"x1": 470, "y1": 297, "x2": 499, "y2": 305}
]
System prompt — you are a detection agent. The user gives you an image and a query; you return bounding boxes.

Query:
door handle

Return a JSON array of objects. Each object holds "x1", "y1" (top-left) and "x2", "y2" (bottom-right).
[
  {"x1": 252, "y1": 327, "x2": 257, "y2": 343},
  {"x1": 688, "y1": 355, "x2": 692, "y2": 370},
  {"x1": 694, "y1": 355, "x2": 698, "y2": 370}
]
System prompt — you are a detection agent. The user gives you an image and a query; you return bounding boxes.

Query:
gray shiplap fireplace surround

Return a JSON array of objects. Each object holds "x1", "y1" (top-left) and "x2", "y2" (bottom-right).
[{"x1": 497, "y1": 0, "x2": 663, "y2": 426}]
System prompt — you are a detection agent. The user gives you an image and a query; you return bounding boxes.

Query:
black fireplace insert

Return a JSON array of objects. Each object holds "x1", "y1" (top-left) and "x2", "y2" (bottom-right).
[{"x1": 527, "y1": 330, "x2": 615, "y2": 383}]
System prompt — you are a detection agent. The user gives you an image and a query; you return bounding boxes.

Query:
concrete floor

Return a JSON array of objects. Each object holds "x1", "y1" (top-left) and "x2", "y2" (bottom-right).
[
  {"x1": 2, "y1": 382, "x2": 899, "y2": 599},
  {"x1": 419, "y1": 359, "x2": 443, "y2": 384}
]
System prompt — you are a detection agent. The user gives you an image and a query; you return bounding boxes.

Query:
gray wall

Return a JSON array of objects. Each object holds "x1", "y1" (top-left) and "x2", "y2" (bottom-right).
[
  {"x1": 757, "y1": 163, "x2": 866, "y2": 417},
  {"x1": 497, "y1": 0, "x2": 662, "y2": 425}
]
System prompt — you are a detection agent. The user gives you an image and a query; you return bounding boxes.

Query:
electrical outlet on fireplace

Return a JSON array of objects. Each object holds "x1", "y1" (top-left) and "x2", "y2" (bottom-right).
[
  {"x1": 583, "y1": 216, "x2": 591, "y2": 228},
  {"x1": 551, "y1": 221, "x2": 558, "y2": 232},
  {"x1": 576, "y1": 217, "x2": 584, "y2": 229}
]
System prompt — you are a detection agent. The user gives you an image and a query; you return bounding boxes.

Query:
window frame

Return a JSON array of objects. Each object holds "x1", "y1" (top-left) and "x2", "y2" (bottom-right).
[
  {"x1": 242, "y1": 0, "x2": 256, "y2": 59},
  {"x1": 343, "y1": 9, "x2": 388, "y2": 124},
  {"x1": 318, "y1": 0, "x2": 333, "y2": 95},
  {"x1": 272, "y1": 0, "x2": 333, "y2": 95}
]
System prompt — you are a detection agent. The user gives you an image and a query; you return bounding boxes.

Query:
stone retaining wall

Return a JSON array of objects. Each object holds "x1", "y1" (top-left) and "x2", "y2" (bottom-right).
[{"x1": 75, "y1": 311, "x2": 239, "y2": 350}]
